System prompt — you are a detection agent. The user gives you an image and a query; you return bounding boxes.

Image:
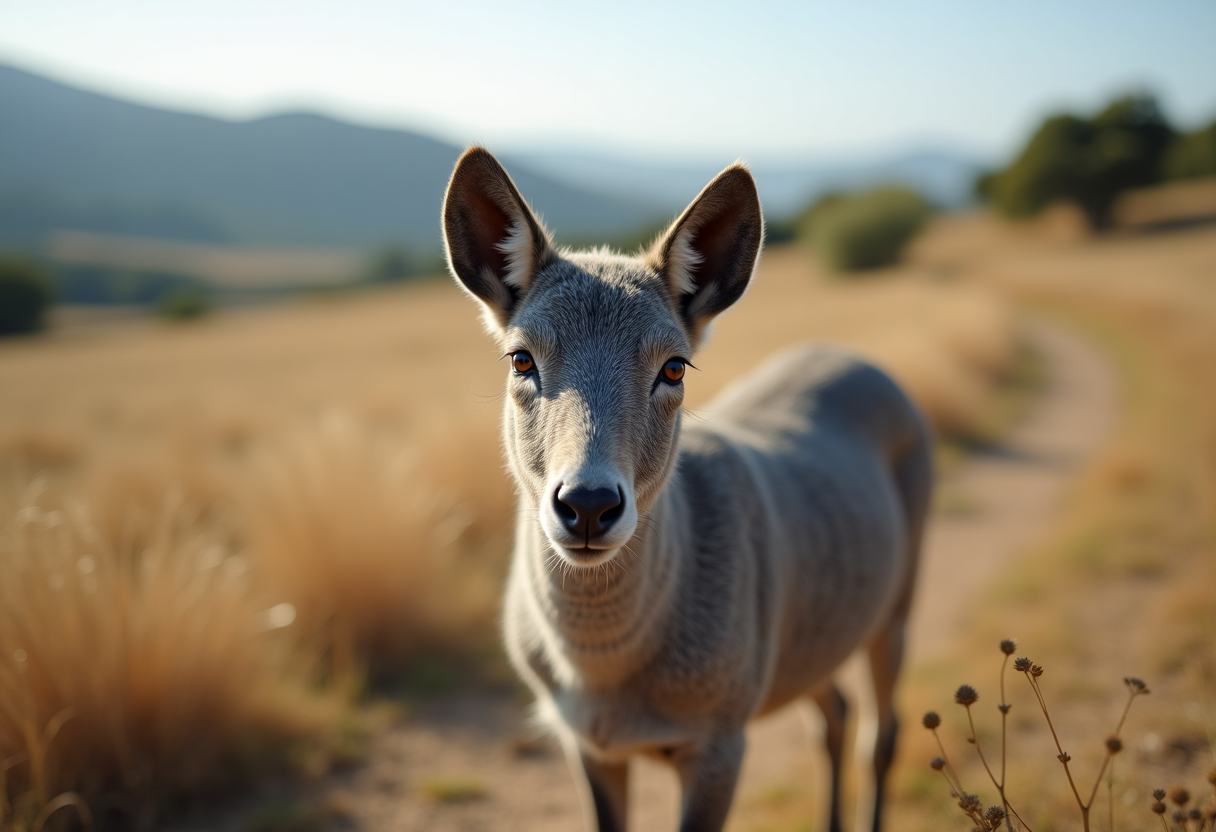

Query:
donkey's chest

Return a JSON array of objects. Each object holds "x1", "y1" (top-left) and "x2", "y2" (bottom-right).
[{"x1": 543, "y1": 686, "x2": 703, "y2": 762}]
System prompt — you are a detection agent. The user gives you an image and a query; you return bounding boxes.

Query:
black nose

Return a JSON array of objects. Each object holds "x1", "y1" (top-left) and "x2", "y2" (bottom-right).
[{"x1": 553, "y1": 484, "x2": 625, "y2": 542}]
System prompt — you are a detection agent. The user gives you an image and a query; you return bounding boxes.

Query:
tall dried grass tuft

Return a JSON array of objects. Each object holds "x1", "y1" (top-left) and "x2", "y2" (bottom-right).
[
  {"x1": 0, "y1": 479, "x2": 336, "y2": 830},
  {"x1": 80, "y1": 449, "x2": 229, "y2": 557},
  {"x1": 241, "y1": 412, "x2": 503, "y2": 673}
]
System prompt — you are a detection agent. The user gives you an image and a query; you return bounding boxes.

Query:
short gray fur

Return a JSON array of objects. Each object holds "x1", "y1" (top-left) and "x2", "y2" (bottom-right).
[{"x1": 442, "y1": 147, "x2": 933, "y2": 832}]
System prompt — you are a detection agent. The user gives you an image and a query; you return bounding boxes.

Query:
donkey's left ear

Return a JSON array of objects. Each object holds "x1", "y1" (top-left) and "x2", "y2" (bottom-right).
[
  {"x1": 443, "y1": 147, "x2": 555, "y2": 333},
  {"x1": 646, "y1": 164, "x2": 764, "y2": 346}
]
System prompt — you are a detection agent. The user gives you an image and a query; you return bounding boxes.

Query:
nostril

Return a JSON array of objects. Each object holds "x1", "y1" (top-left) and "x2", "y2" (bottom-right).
[
  {"x1": 552, "y1": 487, "x2": 578, "y2": 523},
  {"x1": 601, "y1": 486, "x2": 625, "y2": 523}
]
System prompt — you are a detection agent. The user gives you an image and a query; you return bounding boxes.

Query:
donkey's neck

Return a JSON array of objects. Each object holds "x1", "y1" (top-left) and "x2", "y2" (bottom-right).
[{"x1": 521, "y1": 488, "x2": 686, "y2": 682}]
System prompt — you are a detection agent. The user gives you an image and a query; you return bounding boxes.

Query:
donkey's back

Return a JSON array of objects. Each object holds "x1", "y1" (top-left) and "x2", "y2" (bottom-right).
[{"x1": 679, "y1": 344, "x2": 932, "y2": 716}]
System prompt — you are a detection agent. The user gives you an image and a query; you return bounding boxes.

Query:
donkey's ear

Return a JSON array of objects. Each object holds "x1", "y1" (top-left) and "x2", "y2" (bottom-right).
[
  {"x1": 646, "y1": 164, "x2": 764, "y2": 347},
  {"x1": 443, "y1": 147, "x2": 555, "y2": 332}
]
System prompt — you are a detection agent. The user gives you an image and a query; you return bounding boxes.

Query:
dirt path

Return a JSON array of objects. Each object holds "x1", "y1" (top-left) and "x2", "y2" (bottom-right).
[{"x1": 171, "y1": 318, "x2": 1117, "y2": 832}]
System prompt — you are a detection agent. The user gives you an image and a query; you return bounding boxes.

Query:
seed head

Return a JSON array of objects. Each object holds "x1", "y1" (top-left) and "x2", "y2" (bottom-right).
[
  {"x1": 930, "y1": 756, "x2": 946, "y2": 771},
  {"x1": 1058, "y1": 752, "x2": 1072, "y2": 763},
  {"x1": 998, "y1": 704, "x2": 1011, "y2": 714},
  {"x1": 1151, "y1": 799, "x2": 1166, "y2": 815},
  {"x1": 1189, "y1": 808, "x2": 1203, "y2": 821},
  {"x1": 1013, "y1": 657, "x2": 1033, "y2": 672},
  {"x1": 922, "y1": 711, "x2": 941, "y2": 730},
  {"x1": 1030, "y1": 664, "x2": 1044, "y2": 678},
  {"x1": 1152, "y1": 789, "x2": 1167, "y2": 801},
  {"x1": 958, "y1": 792, "x2": 982, "y2": 812},
  {"x1": 954, "y1": 684, "x2": 979, "y2": 706},
  {"x1": 1000, "y1": 638, "x2": 1017, "y2": 655},
  {"x1": 1124, "y1": 677, "x2": 1149, "y2": 695},
  {"x1": 985, "y1": 805, "x2": 1007, "y2": 824},
  {"x1": 1170, "y1": 787, "x2": 1190, "y2": 807},
  {"x1": 1105, "y1": 735, "x2": 1123, "y2": 754}
]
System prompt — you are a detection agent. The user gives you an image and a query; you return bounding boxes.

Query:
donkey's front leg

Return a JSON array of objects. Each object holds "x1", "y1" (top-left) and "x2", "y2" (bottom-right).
[
  {"x1": 578, "y1": 751, "x2": 630, "y2": 832},
  {"x1": 675, "y1": 732, "x2": 746, "y2": 832}
]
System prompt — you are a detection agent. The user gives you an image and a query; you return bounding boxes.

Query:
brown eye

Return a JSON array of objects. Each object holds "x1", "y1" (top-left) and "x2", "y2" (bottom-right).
[
  {"x1": 511, "y1": 352, "x2": 535, "y2": 375},
  {"x1": 661, "y1": 360, "x2": 686, "y2": 384}
]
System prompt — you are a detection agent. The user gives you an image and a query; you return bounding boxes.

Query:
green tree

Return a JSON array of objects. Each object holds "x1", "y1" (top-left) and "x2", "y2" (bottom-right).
[
  {"x1": 1165, "y1": 120, "x2": 1216, "y2": 180},
  {"x1": 981, "y1": 94, "x2": 1175, "y2": 230},
  {"x1": 0, "y1": 254, "x2": 54, "y2": 335}
]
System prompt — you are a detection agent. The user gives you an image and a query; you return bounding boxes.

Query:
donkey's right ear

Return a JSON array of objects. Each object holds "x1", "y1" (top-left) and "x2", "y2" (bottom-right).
[{"x1": 443, "y1": 147, "x2": 555, "y2": 332}]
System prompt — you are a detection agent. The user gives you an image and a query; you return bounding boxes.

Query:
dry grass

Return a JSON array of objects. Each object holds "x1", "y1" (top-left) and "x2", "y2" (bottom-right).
[
  {"x1": 0, "y1": 480, "x2": 341, "y2": 830},
  {"x1": 240, "y1": 411, "x2": 502, "y2": 672},
  {"x1": 417, "y1": 775, "x2": 489, "y2": 804}
]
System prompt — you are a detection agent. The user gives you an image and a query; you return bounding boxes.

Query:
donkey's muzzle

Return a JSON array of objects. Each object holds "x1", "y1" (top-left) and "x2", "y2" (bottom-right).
[{"x1": 554, "y1": 484, "x2": 625, "y2": 543}]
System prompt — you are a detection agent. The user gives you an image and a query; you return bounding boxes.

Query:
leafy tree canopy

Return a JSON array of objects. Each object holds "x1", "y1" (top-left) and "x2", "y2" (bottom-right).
[{"x1": 979, "y1": 94, "x2": 1176, "y2": 230}]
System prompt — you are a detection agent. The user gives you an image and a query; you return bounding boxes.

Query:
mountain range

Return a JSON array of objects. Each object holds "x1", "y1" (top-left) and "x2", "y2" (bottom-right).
[
  {"x1": 0, "y1": 63, "x2": 662, "y2": 256},
  {"x1": 0, "y1": 62, "x2": 985, "y2": 283}
]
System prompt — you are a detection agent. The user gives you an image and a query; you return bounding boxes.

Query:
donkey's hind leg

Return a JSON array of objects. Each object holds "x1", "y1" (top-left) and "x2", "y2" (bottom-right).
[
  {"x1": 865, "y1": 413, "x2": 932, "y2": 831},
  {"x1": 808, "y1": 681, "x2": 849, "y2": 832},
  {"x1": 865, "y1": 618, "x2": 906, "y2": 832}
]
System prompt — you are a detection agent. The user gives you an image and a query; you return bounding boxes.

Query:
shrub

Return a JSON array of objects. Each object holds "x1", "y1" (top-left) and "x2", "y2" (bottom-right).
[
  {"x1": 0, "y1": 254, "x2": 53, "y2": 336},
  {"x1": 802, "y1": 186, "x2": 933, "y2": 273},
  {"x1": 158, "y1": 286, "x2": 211, "y2": 320}
]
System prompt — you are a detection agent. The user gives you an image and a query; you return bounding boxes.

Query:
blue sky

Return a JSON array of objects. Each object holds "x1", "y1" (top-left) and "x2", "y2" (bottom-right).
[{"x1": 2, "y1": 0, "x2": 1214, "y2": 163}]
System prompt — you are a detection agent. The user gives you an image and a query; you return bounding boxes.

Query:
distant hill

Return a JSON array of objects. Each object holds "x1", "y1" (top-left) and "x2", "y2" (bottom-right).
[
  {"x1": 506, "y1": 146, "x2": 987, "y2": 218},
  {"x1": 0, "y1": 64, "x2": 665, "y2": 255},
  {"x1": 0, "y1": 61, "x2": 985, "y2": 275}
]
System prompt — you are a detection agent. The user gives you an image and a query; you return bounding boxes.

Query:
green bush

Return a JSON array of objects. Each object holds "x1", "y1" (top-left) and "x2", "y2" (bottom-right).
[
  {"x1": 980, "y1": 94, "x2": 1175, "y2": 230},
  {"x1": 157, "y1": 287, "x2": 211, "y2": 321},
  {"x1": 0, "y1": 254, "x2": 53, "y2": 336},
  {"x1": 801, "y1": 186, "x2": 933, "y2": 273},
  {"x1": 1165, "y1": 121, "x2": 1216, "y2": 181}
]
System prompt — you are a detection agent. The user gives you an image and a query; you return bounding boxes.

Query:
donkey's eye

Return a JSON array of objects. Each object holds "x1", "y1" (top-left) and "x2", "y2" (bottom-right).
[
  {"x1": 511, "y1": 352, "x2": 535, "y2": 375},
  {"x1": 660, "y1": 359, "x2": 686, "y2": 385}
]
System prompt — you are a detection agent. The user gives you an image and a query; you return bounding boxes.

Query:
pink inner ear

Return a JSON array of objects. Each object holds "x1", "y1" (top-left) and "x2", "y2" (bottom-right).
[{"x1": 469, "y1": 192, "x2": 512, "y2": 281}]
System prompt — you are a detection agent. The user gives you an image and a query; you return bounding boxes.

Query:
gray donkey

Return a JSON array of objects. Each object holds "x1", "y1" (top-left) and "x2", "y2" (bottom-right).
[{"x1": 442, "y1": 147, "x2": 933, "y2": 832}]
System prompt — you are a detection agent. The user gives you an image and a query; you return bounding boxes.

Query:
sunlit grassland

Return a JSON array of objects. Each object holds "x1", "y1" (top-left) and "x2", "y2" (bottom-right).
[
  {"x1": 0, "y1": 244, "x2": 1020, "y2": 826},
  {"x1": 886, "y1": 213, "x2": 1216, "y2": 831}
]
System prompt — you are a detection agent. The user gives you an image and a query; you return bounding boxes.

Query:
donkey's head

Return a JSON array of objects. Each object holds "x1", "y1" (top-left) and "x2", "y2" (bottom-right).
[{"x1": 443, "y1": 148, "x2": 763, "y2": 568}]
